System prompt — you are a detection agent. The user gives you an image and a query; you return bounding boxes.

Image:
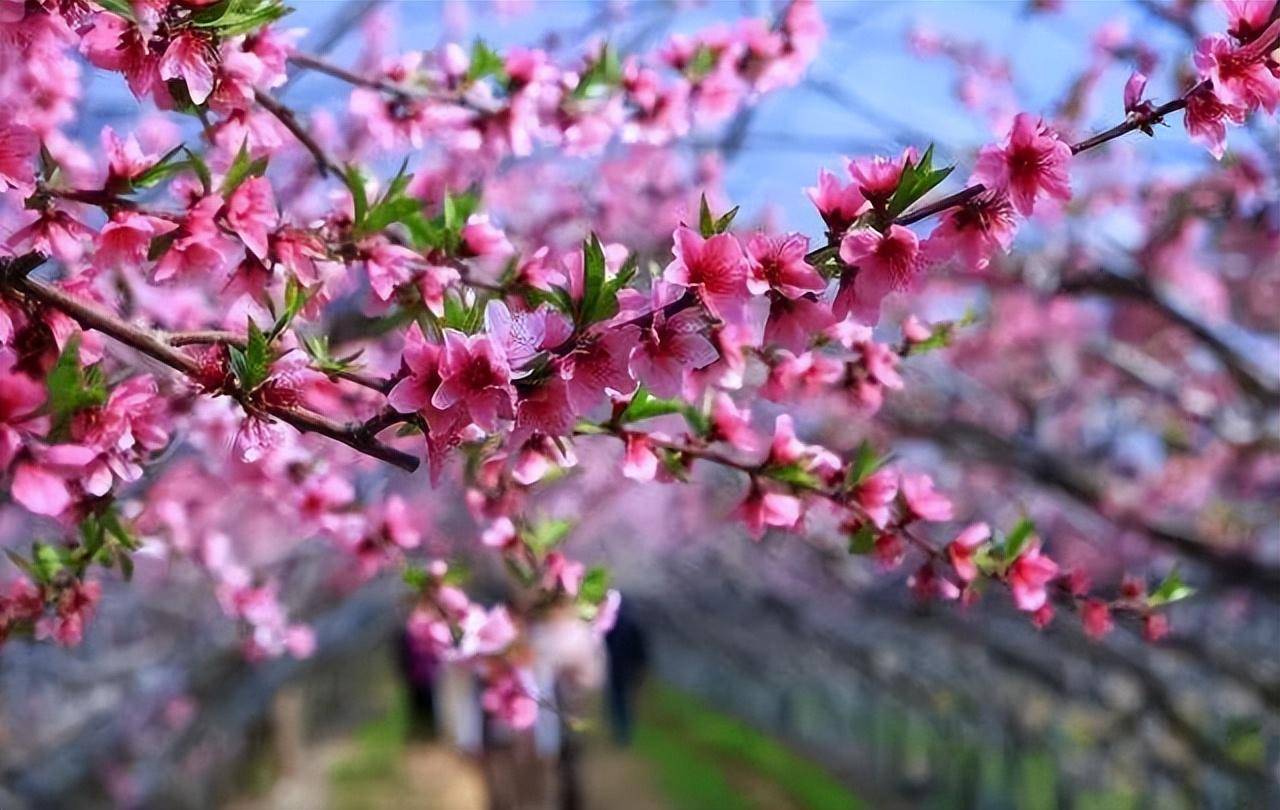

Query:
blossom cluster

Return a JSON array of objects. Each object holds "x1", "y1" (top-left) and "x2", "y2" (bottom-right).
[{"x1": 0, "y1": 0, "x2": 1275, "y2": 733}]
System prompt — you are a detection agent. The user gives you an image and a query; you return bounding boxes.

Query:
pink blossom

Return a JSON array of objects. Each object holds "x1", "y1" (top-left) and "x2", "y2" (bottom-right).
[
  {"x1": 101, "y1": 126, "x2": 156, "y2": 185},
  {"x1": 922, "y1": 191, "x2": 1018, "y2": 272},
  {"x1": 1081, "y1": 599, "x2": 1114, "y2": 640},
  {"x1": 767, "y1": 414, "x2": 806, "y2": 466},
  {"x1": 153, "y1": 196, "x2": 239, "y2": 282},
  {"x1": 484, "y1": 300, "x2": 567, "y2": 371},
  {"x1": 460, "y1": 214, "x2": 515, "y2": 258},
  {"x1": 458, "y1": 605, "x2": 518, "y2": 657},
  {"x1": 376, "y1": 495, "x2": 421, "y2": 550},
  {"x1": 900, "y1": 472, "x2": 953, "y2": 522},
  {"x1": 1007, "y1": 540, "x2": 1059, "y2": 611},
  {"x1": 973, "y1": 113, "x2": 1072, "y2": 216},
  {"x1": 1182, "y1": 85, "x2": 1247, "y2": 158},
  {"x1": 1143, "y1": 612, "x2": 1170, "y2": 642},
  {"x1": 630, "y1": 286, "x2": 718, "y2": 398},
  {"x1": 543, "y1": 551, "x2": 585, "y2": 596},
  {"x1": 433, "y1": 329, "x2": 516, "y2": 431},
  {"x1": 805, "y1": 169, "x2": 868, "y2": 233},
  {"x1": 622, "y1": 432, "x2": 660, "y2": 482},
  {"x1": 12, "y1": 444, "x2": 95, "y2": 517},
  {"x1": 746, "y1": 232, "x2": 826, "y2": 298},
  {"x1": 736, "y1": 487, "x2": 802, "y2": 540},
  {"x1": 0, "y1": 115, "x2": 39, "y2": 195},
  {"x1": 7, "y1": 210, "x2": 95, "y2": 264},
  {"x1": 836, "y1": 225, "x2": 922, "y2": 322},
  {"x1": 72, "y1": 375, "x2": 169, "y2": 496},
  {"x1": 95, "y1": 212, "x2": 178, "y2": 273},
  {"x1": 710, "y1": 393, "x2": 758, "y2": 451},
  {"x1": 873, "y1": 532, "x2": 905, "y2": 570},
  {"x1": 908, "y1": 563, "x2": 961, "y2": 602},
  {"x1": 158, "y1": 33, "x2": 216, "y2": 105},
  {"x1": 663, "y1": 226, "x2": 750, "y2": 325},
  {"x1": 847, "y1": 148, "x2": 915, "y2": 205},
  {"x1": 514, "y1": 378, "x2": 577, "y2": 442},
  {"x1": 481, "y1": 517, "x2": 518, "y2": 550},
  {"x1": 1220, "y1": 0, "x2": 1277, "y2": 41},
  {"x1": 1194, "y1": 22, "x2": 1280, "y2": 114},
  {"x1": 362, "y1": 240, "x2": 426, "y2": 301},
  {"x1": 853, "y1": 468, "x2": 898, "y2": 528},
  {"x1": 35, "y1": 580, "x2": 101, "y2": 647},
  {"x1": 1123, "y1": 71, "x2": 1149, "y2": 114},
  {"x1": 1031, "y1": 603, "x2": 1055, "y2": 629},
  {"x1": 224, "y1": 176, "x2": 278, "y2": 260},
  {"x1": 947, "y1": 522, "x2": 990, "y2": 582},
  {"x1": 482, "y1": 669, "x2": 539, "y2": 729},
  {"x1": 558, "y1": 327, "x2": 639, "y2": 414},
  {"x1": 0, "y1": 349, "x2": 46, "y2": 469}
]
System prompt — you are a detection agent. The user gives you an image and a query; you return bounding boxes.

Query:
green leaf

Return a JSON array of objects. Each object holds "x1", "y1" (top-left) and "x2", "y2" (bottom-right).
[
  {"x1": 130, "y1": 143, "x2": 189, "y2": 190},
  {"x1": 466, "y1": 39, "x2": 508, "y2": 85},
  {"x1": 686, "y1": 44, "x2": 717, "y2": 81},
  {"x1": 229, "y1": 320, "x2": 271, "y2": 392},
  {"x1": 1148, "y1": 567, "x2": 1195, "y2": 607},
  {"x1": 302, "y1": 334, "x2": 364, "y2": 375},
  {"x1": 579, "y1": 566, "x2": 610, "y2": 606},
  {"x1": 192, "y1": 0, "x2": 290, "y2": 37},
  {"x1": 45, "y1": 337, "x2": 107, "y2": 438},
  {"x1": 619, "y1": 388, "x2": 685, "y2": 424},
  {"x1": 344, "y1": 165, "x2": 371, "y2": 229},
  {"x1": 845, "y1": 440, "x2": 888, "y2": 488},
  {"x1": 32, "y1": 543, "x2": 64, "y2": 585},
  {"x1": 93, "y1": 0, "x2": 137, "y2": 21},
  {"x1": 402, "y1": 564, "x2": 429, "y2": 591},
  {"x1": 571, "y1": 44, "x2": 622, "y2": 101},
  {"x1": 183, "y1": 147, "x2": 212, "y2": 196},
  {"x1": 1002, "y1": 517, "x2": 1036, "y2": 562},
  {"x1": 847, "y1": 523, "x2": 877, "y2": 555},
  {"x1": 220, "y1": 140, "x2": 269, "y2": 196},
  {"x1": 885, "y1": 143, "x2": 955, "y2": 219},
  {"x1": 766, "y1": 463, "x2": 822, "y2": 490},
  {"x1": 522, "y1": 518, "x2": 573, "y2": 555},
  {"x1": 577, "y1": 234, "x2": 607, "y2": 325},
  {"x1": 698, "y1": 193, "x2": 716, "y2": 238}
]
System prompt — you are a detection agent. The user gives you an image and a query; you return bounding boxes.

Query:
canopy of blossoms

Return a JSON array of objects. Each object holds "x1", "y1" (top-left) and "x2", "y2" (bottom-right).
[{"x1": 0, "y1": 0, "x2": 1276, "y2": 738}]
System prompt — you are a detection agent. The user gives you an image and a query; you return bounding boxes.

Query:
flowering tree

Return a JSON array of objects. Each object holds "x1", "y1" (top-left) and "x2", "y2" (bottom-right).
[{"x1": 0, "y1": 0, "x2": 1276, "y2": 741}]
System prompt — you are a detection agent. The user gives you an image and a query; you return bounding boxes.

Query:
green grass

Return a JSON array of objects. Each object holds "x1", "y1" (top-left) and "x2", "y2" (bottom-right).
[
  {"x1": 635, "y1": 685, "x2": 866, "y2": 810},
  {"x1": 328, "y1": 685, "x2": 411, "y2": 808}
]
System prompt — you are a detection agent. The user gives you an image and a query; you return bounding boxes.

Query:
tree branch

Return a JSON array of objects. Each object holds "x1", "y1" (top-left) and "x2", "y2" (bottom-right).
[{"x1": 0, "y1": 255, "x2": 419, "y2": 473}]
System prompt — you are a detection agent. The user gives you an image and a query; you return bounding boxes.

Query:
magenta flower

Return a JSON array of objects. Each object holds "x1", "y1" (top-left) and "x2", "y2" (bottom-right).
[
  {"x1": 1081, "y1": 599, "x2": 1114, "y2": 640},
  {"x1": 764, "y1": 295, "x2": 836, "y2": 355},
  {"x1": 12, "y1": 443, "x2": 95, "y2": 517},
  {"x1": 72, "y1": 375, "x2": 170, "y2": 497},
  {"x1": 805, "y1": 169, "x2": 868, "y2": 233},
  {"x1": 95, "y1": 212, "x2": 178, "y2": 273},
  {"x1": 361, "y1": 239, "x2": 426, "y2": 301},
  {"x1": 1007, "y1": 540, "x2": 1059, "y2": 612},
  {"x1": 736, "y1": 487, "x2": 803, "y2": 540},
  {"x1": 513, "y1": 378, "x2": 577, "y2": 443},
  {"x1": 663, "y1": 225, "x2": 750, "y2": 325},
  {"x1": 159, "y1": 32, "x2": 216, "y2": 105},
  {"x1": 900, "y1": 472, "x2": 954, "y2": 522},
  {"x1": 225, "y1": 176, "x2": 278, "y2": 260},
  {"x1": 746, "y1": 232, "x2": 826, "y2": 298},
  {"x1": 1194, "y1": 22, "x2": 1280, "y2": 115},
  {"x1": 153, "y1": 196, "x2": 238, "y2": 282},
  {"x1": 973, "y1": 113, "x2": 1072, "y2": 216},
  {"x1": 847, "y1": 148, "x2": 915, "y2": 205},
  {"x1": 836, "y1": 225, "x2": 922, "y2": 322},
  {"x1": 558, "y1": 327, "x2": 640, "y2": 414},
  {"x1": 0, "y1": 349, "x2": 45, "y2": 469},
  {"x1": 630, "y1": 285, "x2": 718, "y2": 398},
  {"x1": 922, "y1": 190, "x2": 1018, "y2": 273},
  {"x1": 1183, "y1": 85, "x2": 1247, "y2": 158},
  {"x1": 433, "y1": 329, "x2": 516, "y2": 432},
  {"x1": 853, "y1": 468, "x2": 898, "y2": 529},
  {"x1": 710, "y1": 393, "x2": 758, "y2": 452},
  {"x1": 622, "y1": 432, "x2": 660, "y2": 482},
  {"x1": 947, "y1": 522, "x2": 991, "y2": 582},
  {"x1": 0, "y1": 115, "x2": 39, "y2": 195}
]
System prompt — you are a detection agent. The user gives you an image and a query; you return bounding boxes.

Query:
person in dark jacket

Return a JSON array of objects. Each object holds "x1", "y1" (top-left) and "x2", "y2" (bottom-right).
[{"x1": 603, "y1": 598, "x2": 649, "y2": 746}]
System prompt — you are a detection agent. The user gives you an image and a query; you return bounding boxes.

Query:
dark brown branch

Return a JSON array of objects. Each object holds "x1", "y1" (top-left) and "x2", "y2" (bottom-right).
[
  {"x1": 0, "y1": 255, "x2": 419, "y2": 473},
  {"x1": 253, "y1": 90, "x2": 342, "y2": 177}
]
